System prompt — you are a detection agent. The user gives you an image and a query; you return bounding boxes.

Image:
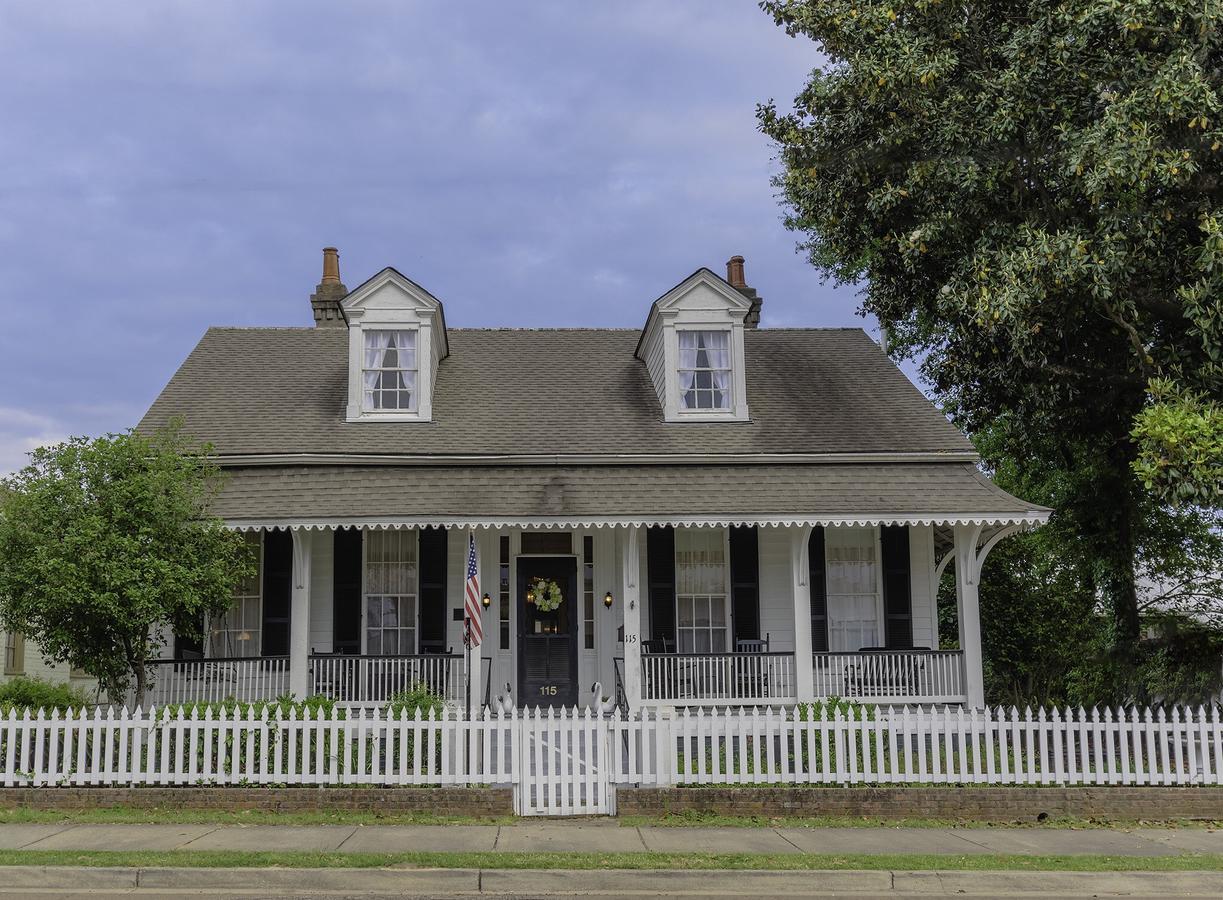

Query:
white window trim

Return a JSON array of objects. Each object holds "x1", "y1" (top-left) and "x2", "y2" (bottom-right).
[
  {"x1": 673, "y1": 526, "x2": 733, "y2": 653},
  {"x1": 824, "y1": 525, "x2": 886, "y2": 653},
  {"x1": 665, "y1": 321, "x2": 750, "y2": 423},
  {"x1": 675, "y1": 328, "x2": 734, "y2": 415},
  {"x1": 347, "y1": 322, "x2": 433, "y2": 422},
  {"x1": 361, "y1": 528, "x2": 420, "y2": 656},
  {"x1": 360, "y1": 328, "x2": 420, "y2": 415}
]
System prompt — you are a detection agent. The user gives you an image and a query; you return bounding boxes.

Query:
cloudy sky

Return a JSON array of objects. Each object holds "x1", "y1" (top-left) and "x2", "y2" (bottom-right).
[{"x1": 0, "y1": 1, "x2": 873, "y2": 474}]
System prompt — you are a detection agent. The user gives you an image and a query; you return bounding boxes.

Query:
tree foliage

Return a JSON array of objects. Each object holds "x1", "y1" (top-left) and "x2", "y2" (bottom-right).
[
  {"x1": 0, "y1": 424, "x2": 254, "y2": 706},
  {"x1": 758, "y1": 0, "x2": 1223, "y2": 648}
]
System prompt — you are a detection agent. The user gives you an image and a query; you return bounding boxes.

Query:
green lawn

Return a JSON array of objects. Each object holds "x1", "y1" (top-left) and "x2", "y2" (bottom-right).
[
  {"x1": 0, "y1": 849, "x2": 1220, "y2": 871},
  {"x1": 2, "y1": 805, "x2": 1218, "y2": 830},
  {"x1": 0, "y1": 807, "x2": 512, "y2": 827},
  {"x1": 619, "y1": 809, "x2": 1223, "y2": 829}
]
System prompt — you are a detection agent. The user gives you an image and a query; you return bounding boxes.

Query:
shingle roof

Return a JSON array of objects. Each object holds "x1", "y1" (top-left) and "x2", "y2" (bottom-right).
[
  {"x1": 211, "y1": 463, "x2": 1046, "y2": 528},
  {"x1": 139, "y1": 327, "x2": 975, "y2": 458}
]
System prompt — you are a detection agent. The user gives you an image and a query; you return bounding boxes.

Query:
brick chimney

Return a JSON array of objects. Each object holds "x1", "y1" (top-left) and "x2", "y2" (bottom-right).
[
  {"x1": 310, "y1": 247, "x2": 348, "y2": 326},
  {"x1": 726, "y1": 255, "x2": 762, "y2": 328}
]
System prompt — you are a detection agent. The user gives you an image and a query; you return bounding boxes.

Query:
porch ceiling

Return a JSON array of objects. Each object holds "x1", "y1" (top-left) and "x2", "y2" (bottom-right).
[{"x1": 212, "y1": 462, "x2": 1050, "y2": 530}]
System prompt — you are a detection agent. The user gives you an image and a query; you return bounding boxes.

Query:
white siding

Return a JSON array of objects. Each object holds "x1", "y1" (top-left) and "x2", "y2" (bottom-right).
[
  {"x1": 309, "y1": 531, "x2": 335, "y2": 655},
  {"x1": 0, "y1": 631, "x2": 96, "y2": 695},
  {"x1": 756, "y1": 527, "x2": 796, "y2": 651},
  {"x1": 644, "y1": 329, "x2": 666, "y2": 405},
  {"x1": 909, "y1": 524, "x2": 937, "y2": 649}
]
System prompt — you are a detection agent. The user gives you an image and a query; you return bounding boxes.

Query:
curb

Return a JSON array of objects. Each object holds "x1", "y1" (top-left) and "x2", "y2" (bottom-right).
[{"x1": 2, "y1": 865, "x2": 1223, "y2": 896}]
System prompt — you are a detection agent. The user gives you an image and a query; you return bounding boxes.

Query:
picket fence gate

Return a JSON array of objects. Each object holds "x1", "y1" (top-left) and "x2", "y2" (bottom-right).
[{"x1": 3, "y1": 704, "x2": 1222, "y2": 816}]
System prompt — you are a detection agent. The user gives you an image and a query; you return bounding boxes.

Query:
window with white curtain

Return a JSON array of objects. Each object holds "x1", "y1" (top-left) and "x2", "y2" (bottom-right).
[
  {"x1": 362, "y1": 329, "x2": 418, "y2": 412},
  {"x1": 675, "y1": 528, "x2": 729, "y2": 652},
  {"x1": 365, "y1": 529, "x2": 418, "y2": 655},
  {"x1": 825, "y1": 526, "x2": 881, "y2": 652},
  {"x1": 677, "y1": 330, "x2": 732, "y2": 411},
  {"x1": 208, "y1": 533, "x2": 262, "y2": 658}
]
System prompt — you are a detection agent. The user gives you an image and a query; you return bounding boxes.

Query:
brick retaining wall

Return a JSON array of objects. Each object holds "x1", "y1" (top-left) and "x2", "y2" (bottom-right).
[
  {"x1": 0, "y1": 787, "x2": 512, "y2": 817},
  {"x1": 617, "y1": 787, "x2": 1223, "y2": 822}
]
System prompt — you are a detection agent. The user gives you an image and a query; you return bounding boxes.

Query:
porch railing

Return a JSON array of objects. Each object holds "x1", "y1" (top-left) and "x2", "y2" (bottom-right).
[
  {"x1": 812, "y1": 649, "x2": 966, "y2": 703},
  {"x1": 141, "y1": 656, "x2": 290, "y2": 707},
  {"x1": 641, "y1": 652, "x2": 797, "y2": 704},
  {"x1": 308, "y1": 653, "x2": 464, "y2": 705}
]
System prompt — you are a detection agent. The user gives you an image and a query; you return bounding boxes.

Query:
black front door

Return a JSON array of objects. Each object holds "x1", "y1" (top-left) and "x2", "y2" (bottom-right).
[{"x1": 517, "y1": 557, "x2": 579, "y2": 707}]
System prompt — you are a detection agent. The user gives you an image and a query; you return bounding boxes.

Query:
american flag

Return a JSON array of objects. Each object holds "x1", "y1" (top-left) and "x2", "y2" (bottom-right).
[{"x1": 464, "y1": 531, "x2": 483, "y2": 648}]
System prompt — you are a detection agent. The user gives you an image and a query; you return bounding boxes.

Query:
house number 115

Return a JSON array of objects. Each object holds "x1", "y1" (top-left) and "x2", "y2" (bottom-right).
[{"x1": 539, "y1": 685, "x2": 558, "y2": 696}]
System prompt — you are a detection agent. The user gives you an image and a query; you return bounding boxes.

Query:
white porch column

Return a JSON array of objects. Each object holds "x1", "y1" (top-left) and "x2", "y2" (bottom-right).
[
  {"x1": 289, "y1": 527, "x2": 313, "y2": 699},
  {"x1": 953, "y1": 523, "x2": 985, "y2": 707},
  {"x1": 621, "y1": 525, "x2": 643, "y2": 708},
  {"x1": 789, "y1": 526, "x2": 815, "y2": 703}
]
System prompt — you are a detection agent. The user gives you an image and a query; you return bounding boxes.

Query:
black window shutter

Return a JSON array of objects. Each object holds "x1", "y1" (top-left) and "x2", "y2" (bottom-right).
[
  {"x1": 646, "y1": 526, "x2": 676, "y2": 646},
  {"x1": 729, "y1": 526, "x2": 759, "y2": 644},
  {"x1": 881, "y1": 525, "x2": 913, "y2": 649},
  {"x1": 418, "y1": 527, "x2": 448, "y2": 653},
  {"x1": 332, "y1": 528, "x2": 363, "y2": 655},
  {"x1": 808, "y1": 527, "x2": 829, "y2": 652},
  {"x1": 261, "y1": 530, "x2": 293, "y2": 657}
]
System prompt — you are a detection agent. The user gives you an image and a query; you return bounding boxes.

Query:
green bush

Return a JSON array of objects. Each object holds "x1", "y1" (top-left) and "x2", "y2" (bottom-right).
[
  {"x1": 385, "y1": 684, "x2": 446, "y2": 719},
  {"x1": 159, "y1": 693, "x2": 341, "y2": 720},
  {"x1": 0, "y1": 676, "x2": 93, "y2": 714}
]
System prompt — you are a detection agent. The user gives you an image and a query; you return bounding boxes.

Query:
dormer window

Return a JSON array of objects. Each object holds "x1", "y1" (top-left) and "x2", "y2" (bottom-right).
[
  {"x1": 635, "y1": 263, "x2": 755, "y2": 423},
  {"x1": 678, "y1": 330, "x2": 732, "y2": 412},
  {"x1": 340, "y1": 266, "x2": 449, "y2": 423},
  {"x1": 363, "y1": 330, "x2": 418, "y2": 412}
]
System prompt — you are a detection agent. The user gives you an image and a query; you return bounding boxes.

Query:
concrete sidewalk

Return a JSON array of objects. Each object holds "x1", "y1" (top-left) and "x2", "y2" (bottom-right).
[
  {"x1": 0, "y1": 821, "x2": 1220, "y2": 857},
  {"x1": 2, "y1": 865, "x2": 1223, "y2": 897}
]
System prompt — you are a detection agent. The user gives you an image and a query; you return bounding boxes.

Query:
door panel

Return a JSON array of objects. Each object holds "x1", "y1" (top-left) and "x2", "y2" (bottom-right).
[{"x1": 517, "y1": 556, "x2": 579, "y2": 707}]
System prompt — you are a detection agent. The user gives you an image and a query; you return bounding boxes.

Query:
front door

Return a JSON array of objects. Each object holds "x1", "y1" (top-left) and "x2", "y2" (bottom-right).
[{"x1": 517, "y1": 557, "x2": 579, "y2": 707}]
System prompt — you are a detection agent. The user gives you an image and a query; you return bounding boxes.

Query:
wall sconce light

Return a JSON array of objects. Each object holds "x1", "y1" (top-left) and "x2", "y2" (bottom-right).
[
  {"x1": 526, "y1": 589, "x2": 535, "y2": 604},
  {"x1": 481, "y1": 592, "x2": 492, "y2": 610},
  {"x1": 603, "y1": 591, "x2": 614, "y2": 609}
]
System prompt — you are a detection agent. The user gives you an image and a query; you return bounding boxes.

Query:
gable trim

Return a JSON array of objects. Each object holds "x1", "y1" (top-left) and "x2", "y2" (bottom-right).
[
  {"x1": 224, "y1": 512, "x2": 1050, "y2": 532},
  {"x1": 211, "y1": 451, "x2": 983, "y2": 466}
]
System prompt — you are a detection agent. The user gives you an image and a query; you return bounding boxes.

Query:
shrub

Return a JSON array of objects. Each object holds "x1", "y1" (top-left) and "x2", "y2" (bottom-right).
[
  {"x1": 0, "y1": 676, "x2": 93, "y2": 714},
  {"x1": 159, "y1": 693, "x2": 341, "y2": 719},
  {"x1": 385, "y1": 684, "x2": 446, "y2": 719}
]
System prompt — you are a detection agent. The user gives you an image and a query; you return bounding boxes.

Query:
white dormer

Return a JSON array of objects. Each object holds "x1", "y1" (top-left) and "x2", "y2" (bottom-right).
[
  {"x1": 635, "y1": 267, "x2": 754, "y2": 422},
  {"x1": 341, "y1": 267, "x2": 449, "y2": 423}
]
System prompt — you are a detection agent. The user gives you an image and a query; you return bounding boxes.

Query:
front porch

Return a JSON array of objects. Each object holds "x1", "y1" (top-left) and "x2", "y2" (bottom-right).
[
  {"x1": 141, "y1": 647, "x2": 965, "y2": 708},
  {"x1": 144, "y1": 516, "x2": 1026, "y2": 711}
]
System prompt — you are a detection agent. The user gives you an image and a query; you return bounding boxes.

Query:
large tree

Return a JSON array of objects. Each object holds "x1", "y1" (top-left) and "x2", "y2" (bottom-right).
[
  {"x1": 0, "y1": 424, "x2": 254, "y2": 706},
  {"x1": 758, "y1": 0, "x2": 1223, "y2": 651}
]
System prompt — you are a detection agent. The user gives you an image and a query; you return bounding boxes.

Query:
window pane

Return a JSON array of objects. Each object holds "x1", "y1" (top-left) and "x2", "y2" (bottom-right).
[{"x1": 677, "y1": 330, "x2": 731, "y2": 411}]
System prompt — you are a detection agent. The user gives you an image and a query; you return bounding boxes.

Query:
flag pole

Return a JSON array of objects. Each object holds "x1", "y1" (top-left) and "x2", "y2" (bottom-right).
[{"x1": 464, "y1": 618, "x2": 472, "y2": 723}]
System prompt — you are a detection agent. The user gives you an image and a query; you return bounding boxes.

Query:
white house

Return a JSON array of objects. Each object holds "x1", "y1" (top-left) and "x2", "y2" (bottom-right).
[{"x1": 137, "y1": 249, "x2": 1048, "y2": 711}]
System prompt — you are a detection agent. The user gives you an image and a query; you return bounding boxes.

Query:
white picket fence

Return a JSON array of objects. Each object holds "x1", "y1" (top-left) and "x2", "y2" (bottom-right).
[{"x1": 3, "y1": 705, "x2": 1222, "y2": 815}]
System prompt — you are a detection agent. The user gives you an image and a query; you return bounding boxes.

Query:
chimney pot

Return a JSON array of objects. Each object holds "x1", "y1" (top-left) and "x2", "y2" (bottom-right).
[
  {"x1": 321, "y1": 247, "x2": 341, "y2": 284},
  {"x1": 311, "y1": 246, "x2": 348, "y2": 327},
  {"x1": 726, "y1": 255, "x2": 746, "y2": 288}
]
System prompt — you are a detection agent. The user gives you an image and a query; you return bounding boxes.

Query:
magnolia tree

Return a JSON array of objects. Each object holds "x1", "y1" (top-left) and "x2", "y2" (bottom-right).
[
  {"x1": 758, "y1": 0, "x2": 1223, "y2": 651},
  {"x1": 0, "y1": 424, "x2": 255, "y2": 706}
]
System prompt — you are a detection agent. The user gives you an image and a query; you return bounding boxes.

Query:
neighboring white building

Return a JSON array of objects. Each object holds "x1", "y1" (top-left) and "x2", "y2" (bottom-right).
[
  {"x1": 135, "y1": 250, "x2": 1049, "y2": 711},
  {"x1": 1, "y1": 629, "x2": 94, "y2": 694}
]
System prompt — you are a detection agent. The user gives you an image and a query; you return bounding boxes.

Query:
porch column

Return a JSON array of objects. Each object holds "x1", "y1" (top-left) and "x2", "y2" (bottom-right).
[
  {"x1": 789, "y1": 526, "x2": 815, "y2": 702},
  {"x1": 622, "y1": 525, "x2": 643, "y2": 708},
  {"x1": 953, "y1": 524, "x2": 985, "y2": 707},
  {"x1": 289, "y1": 527, "x2": 313, "y2": 699}
]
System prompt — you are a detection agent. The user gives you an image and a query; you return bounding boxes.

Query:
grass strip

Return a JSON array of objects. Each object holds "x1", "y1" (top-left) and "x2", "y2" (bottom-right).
[
  {"x1": 619, "y1": 810, "x2": 1223, "y2": 830},
  {"x1": 0, "y1": 849, "x2": 1221, "y2": 871},
  {"x1": 3, "y1": 806, "x2": 1217, "y2": 830},
  {"x1": 0, "y1": 808, "x2": 512, "y2": 827}
]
